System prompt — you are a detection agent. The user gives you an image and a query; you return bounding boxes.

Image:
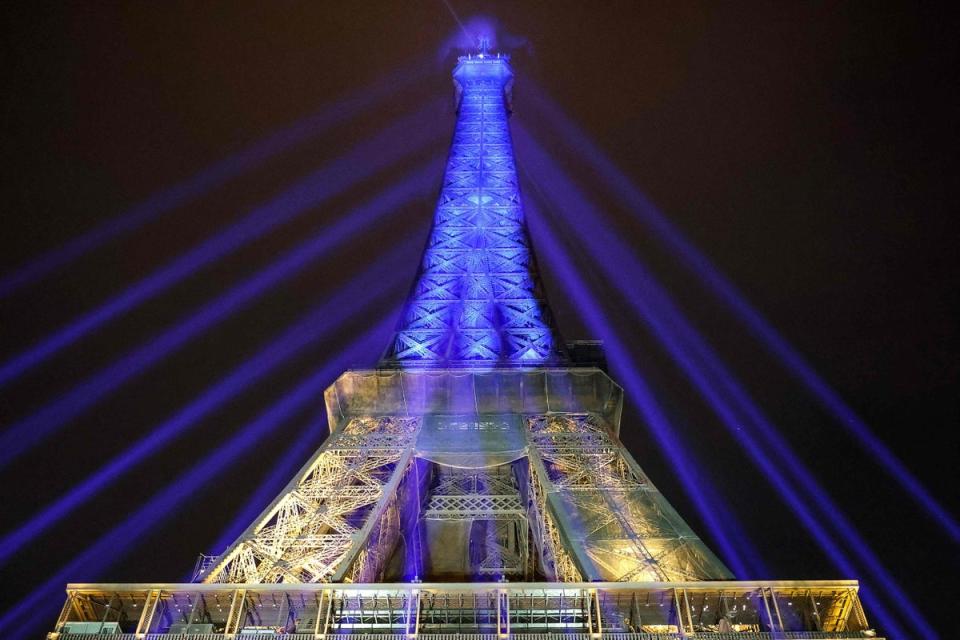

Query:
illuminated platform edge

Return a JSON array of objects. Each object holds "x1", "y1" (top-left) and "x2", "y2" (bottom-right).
[{"x1": 48, "y1": 580, "x2": 879, "y2": 638}]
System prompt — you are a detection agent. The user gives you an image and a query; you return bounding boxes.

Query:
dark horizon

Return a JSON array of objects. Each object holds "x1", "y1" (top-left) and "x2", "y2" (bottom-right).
[{"x1": 1, "y1": 3, "x2": 957, "y2": 638}]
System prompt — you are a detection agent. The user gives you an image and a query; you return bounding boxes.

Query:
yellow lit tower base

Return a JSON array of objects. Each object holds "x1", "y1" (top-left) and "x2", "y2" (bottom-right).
[{"x1": 49, "y1": 46, "x2": 878, "y2": 639}]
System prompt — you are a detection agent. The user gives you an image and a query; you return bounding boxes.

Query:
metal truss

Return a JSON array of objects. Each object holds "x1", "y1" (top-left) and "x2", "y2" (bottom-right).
[
  {"x1": 199, "y1": 417, "x2": 421, "y2": 584},
  {"x1": 422, "y1": 468, "x2": 525, "y2": 521},
  {"x1": 526, "y1": 460, "x2": 584, "y2": 582},
  {"x1": 526, "y1": 414, "x2": 733, "y2": 582},
  {"x1": 388, "y1": 57, "x2": 559, "y2": 365},
  {"x1": 422, "y1": 467, "x2": 530, "y2": 579}
]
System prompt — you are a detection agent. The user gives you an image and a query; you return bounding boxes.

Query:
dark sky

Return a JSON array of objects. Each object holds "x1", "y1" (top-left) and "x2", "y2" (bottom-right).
[{"x1": 1, "y1": 2, "x2": 957, "y2": 637}]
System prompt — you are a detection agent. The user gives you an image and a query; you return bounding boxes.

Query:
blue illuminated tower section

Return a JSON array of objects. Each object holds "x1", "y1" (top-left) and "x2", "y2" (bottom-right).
[{"x1": 387, "y1": 51, "x2": 561, "y2": 365}]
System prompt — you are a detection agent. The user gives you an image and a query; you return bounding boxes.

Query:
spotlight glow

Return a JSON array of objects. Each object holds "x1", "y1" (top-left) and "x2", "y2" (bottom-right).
[
  {"x1": 522, "y1": 83, "x2": 959, "y2": 543},
  {"x1": 0, "y1": 60, "x2": 430, "y2": 299},
  {"x1": 0, "y1": 101, "x2": 443, "y2": 388},
  {"x1": 0, "y1": 165, "x2": 436, "y2": 467},
  {"x1": 0, "y1": 319, "x2": 392, "y2": 640},
  {"x1": 0, "y1": 241, "x2": 414, "y2": 566},
  {"x1": 517, "y1": 128, "x2": 928, "y2": 638}
]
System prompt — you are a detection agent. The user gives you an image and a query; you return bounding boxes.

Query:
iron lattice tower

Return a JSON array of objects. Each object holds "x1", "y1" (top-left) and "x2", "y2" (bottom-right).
[
  {"x1": 197, "y1": 49, "x2": 725, "y2": 587},
  {"x1": 48, "y1": 49, "x2": 877, "y2": 639}
]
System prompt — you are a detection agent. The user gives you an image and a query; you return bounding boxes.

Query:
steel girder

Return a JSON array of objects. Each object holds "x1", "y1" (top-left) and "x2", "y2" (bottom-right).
[
  {"x1": 525, "y1": 414, "x2": 733, "y2": 582},
  {"x1": 199, "y1": 417, "x2": 421, "y2": 584},
  {"x1": 388, "y1": 61, "x2": 559, "y2": 365}
]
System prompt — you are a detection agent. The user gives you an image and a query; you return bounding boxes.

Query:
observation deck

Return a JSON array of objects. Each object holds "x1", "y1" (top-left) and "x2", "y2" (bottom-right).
[{"x1": 48, "y1": 580, "x2": 877, "y2": 639}]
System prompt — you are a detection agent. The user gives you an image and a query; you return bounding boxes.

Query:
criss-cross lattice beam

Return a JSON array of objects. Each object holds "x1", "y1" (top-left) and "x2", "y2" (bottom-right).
[
  {"x1": 199, "y1": 417, "x2": 420, "y2": 584},
  {"x1": 423, "y1": 468, "x2": 526, "y2": 521},
  {"x1": 385, "y1": 56, "x2": 560, "y2": 366},
  {"x1": 525, "y1": 456, "x2": 584, "y2": 582}
]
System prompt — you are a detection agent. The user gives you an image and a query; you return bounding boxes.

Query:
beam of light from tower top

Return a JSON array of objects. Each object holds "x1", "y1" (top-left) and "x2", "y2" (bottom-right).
[
  {"x1": 0, "y1": 100, "x2": 444, "y2": 388},
  {"x1": 0, "y1": 319, "x2": 393, "y2": 640},
  {"x1": 517, "y1": 129, "x2": 929, "y2": 638},
  {"x1": 529, "y1": 188, "x2": 913, "y2": 639},
  {"x1": 522, "y1": 82, "x2": 960, "y2": 543},
  {"x1": 524, "y1": 195, "x2": 763, "y2": 581},
  {"x1": 441, "y1": 0, "x2": 474, "y2": 48},
  {"x1": 0, "y1": 239, "x2": 415, "y2": 567},
  {"x1": 0, "y1": 59, "x2": 432, "y2": 299},
  {"x1": 0, "y1": 164, "x2": 437, "y2": 468},
  {"x1": 205, "y1": 407, "x2": 328, "y2": 563}
]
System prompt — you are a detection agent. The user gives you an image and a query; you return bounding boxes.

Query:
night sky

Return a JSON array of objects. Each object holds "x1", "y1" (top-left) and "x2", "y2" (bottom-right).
[{"x1": 1, "y1": 2, "x2": 957, "y2": 637}]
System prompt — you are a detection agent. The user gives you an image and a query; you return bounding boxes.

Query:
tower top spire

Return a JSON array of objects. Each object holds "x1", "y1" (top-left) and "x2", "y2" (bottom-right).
[{"x1": 383, "y1": 50, "x2": 558, "y2": 366}]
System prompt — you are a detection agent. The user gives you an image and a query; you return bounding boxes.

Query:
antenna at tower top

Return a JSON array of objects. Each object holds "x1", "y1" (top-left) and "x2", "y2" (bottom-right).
[{"x1": 478, "y1": 36, "x2": 491, "y2": 57}]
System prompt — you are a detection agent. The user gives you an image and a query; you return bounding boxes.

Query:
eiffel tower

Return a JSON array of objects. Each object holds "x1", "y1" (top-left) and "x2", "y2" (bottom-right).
[{"x1": 48, "y1": 44, "x2": 879, "y2": 639}]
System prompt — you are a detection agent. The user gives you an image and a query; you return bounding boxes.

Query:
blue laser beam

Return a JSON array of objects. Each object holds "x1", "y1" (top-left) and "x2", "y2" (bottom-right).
[
  {"x1": 529, "y1": 190, "x2": 913, "y2": 639},
  {"x1": 522, "y1": 84, "x2": 960, "y2": 544},
  {"x1": 0, "y1": 241, "x2": 414, "y2": 566},
  {"x1": 518, "y1": 130, "x2": 927, "y2": 638},
  {"x1": 0, "y1": 164, "x2": 437, "y2": 467},
  {"x1": 0, "y1": 319, "x2": 392, "y2": 640},
  {"x1": 0, "y1": 60, "x2": 430, "y2": 299},
  {"x1": 0, "y1": 100, "x2": 443, "y2": 388}
]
